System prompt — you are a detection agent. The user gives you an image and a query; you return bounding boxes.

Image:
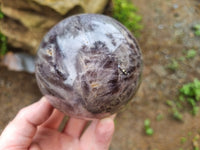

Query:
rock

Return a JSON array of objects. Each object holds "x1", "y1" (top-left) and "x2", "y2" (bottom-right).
[
  {"x1": 32, "y1": 0, "x2": 109, "y2": 15},
  {"x1": 1, "y1": 5, "x2": 61, "y2": 29},
  {"x1": 35, "y1": 14, "x2": 143, "y2": 119},
  {"x1": 2, "y1": 52, "x2": 24, "y2": 72},
  {"x1": 2, "y1": 52, "x2": 35, "y2": 73},
  {"x1": 0, "y1": 18, "x2": 44, "y2": 54},
  {"x1": 0, "y1": 0, "x2": 61, "y2": 16},
  {"x1": 0, "y1": 0, "x2": 109, "y2": 54}
]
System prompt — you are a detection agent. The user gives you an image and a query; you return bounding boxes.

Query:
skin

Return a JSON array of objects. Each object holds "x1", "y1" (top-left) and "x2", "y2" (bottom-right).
[{"x1": 0, "y1": 97, "x2": 115, "y2": 150}]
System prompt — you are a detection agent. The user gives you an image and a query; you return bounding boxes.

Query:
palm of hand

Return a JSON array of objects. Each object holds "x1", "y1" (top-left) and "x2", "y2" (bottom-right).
[
  {"x1": 31, "y1": 116, "x2": 109, "y2": 150},
  {"x1": 32, "y1": 126, "x2": 81, "y2": 150},
  {"x1": 0, "y1": 98, "x2": 114, "y2": 150}
]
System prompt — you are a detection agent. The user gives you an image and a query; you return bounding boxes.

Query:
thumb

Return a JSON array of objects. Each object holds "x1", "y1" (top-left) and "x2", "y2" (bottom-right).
[
  {"x1": 95, "y1": 117, "x2": 115, "y2": 149},
  {"x1": 81, "y1": 115, "x2": 115, "y2": 150},
  {"x1": 0, "y1": 97, "x2": 53, "y2": 150}
]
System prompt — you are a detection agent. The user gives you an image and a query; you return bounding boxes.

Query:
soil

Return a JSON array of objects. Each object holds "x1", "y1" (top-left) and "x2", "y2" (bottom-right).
[{"x1": 0, "y1": 0, "x2": 200, "y2": 150}]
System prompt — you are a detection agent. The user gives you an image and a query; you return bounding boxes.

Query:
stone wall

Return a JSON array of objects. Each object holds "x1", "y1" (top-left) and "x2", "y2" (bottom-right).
[{"x1": 0, "y1": 0, "x2": 109, "y2": 54}]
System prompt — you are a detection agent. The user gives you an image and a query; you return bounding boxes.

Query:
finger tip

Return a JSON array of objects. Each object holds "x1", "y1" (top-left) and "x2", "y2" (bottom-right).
[
  {"x1": 110, "y1": 114, "x2": 117, "y2": 120},
  {"x1": 26, "y1": 96, "x2": 54, "y2": 125},
  {"x1": 40, "y1": 96, "x2": 49, "y2": 103},
  {"x1": 40, "y1": 96, "x2": 53, "y2": 107},
  {"x1": 29, "y1": 143, "x2": 41, "y2": 150},
  {"x1": 95, "y1": 117, "x2": 115, "y2": 143}
]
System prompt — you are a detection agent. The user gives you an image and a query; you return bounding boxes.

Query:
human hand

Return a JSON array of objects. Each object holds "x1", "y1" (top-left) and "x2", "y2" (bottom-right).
[{"x1": 0, "y1": 97, "x2": 115, "y2": 150}]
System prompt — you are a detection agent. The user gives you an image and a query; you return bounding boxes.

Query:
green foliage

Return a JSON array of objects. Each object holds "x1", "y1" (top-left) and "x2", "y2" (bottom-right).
[
  {"x1": 186, "y1": 49, "x2": 197, "y2": 59},
  {"x1": 180, "y1": 79, "x2": 200, "y2": 101},
  {"x1": 0, "y1": 7, "x2": 7, "y2": 56},
  {"x1": 0, "y1": 8, "x2": 4, "y2": 19},
  {"x1": 166, "y1": 79, "x2": 200, "y2": 121},
  {"x1": 145, "y1": 128, "x2": 154, "y2": 135},
  {"x1": 144, "y1": 119, "x2": 154, "y2": 135},
  {"x1": 180, "y1": 137, "x2": 187, "y2": 144},
  {"x1": 166, "y1": 59, "x2": 179, "y2": 71},
  {"x1": 178, "y1": 56, "x2": 186, "y2": 62},
  {"x1": 144, "y1": 119, "x2": 151, "y2": 127},
  {"x1": 172, "y1": 108, "x2": 183, "y2": 121},
  {"x1": 179, "y1": 79, "x2": 200, "y2": 115},
  {"x1": 0, "y1": 32, "x2": 7, "y2": 56},
  {"x1": 156, "y1": 114, "x2": 164, "y2": 121},
  {"x1": 194, "y1": 147, "x2": 199, "y2": 150},
  {"x1": 193, "y1": 135, "x2": 200, "y2": 150},
  {"x1": 188, "y1": 132, "x2": 192, "y2": 136},
  {"x1": 166, "y1": 100, "x2": 174, "y2": 107},
  {"x1": 166, "y1": 48, "x2": 197, "y2": 72},
  {"x1": 112, "y1": 0, "x2": 143, "y2": 37},
  {"x1": 193, "y1": 24, "x2": 200, "y2": 36}
]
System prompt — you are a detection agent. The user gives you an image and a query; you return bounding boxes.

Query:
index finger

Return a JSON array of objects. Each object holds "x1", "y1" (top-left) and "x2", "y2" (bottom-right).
[{"x1": 0, "y1": 97, "x2": 54, "y2": 150}]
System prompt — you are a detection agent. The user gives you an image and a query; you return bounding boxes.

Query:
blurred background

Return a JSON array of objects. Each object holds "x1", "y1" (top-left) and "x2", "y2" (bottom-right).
[{"x1": 0, "y1": 0, "x2": 200, "y2": 149}]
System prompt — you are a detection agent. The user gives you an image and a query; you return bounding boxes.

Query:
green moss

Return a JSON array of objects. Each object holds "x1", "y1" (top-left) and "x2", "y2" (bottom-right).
[
  {"x1": 0, "y1": 7, "x2": 7, "y2": 56},
  {"x1": 0, "y1": 33, "x2": 8, "y2": 56},
  {"x1": 112, "y1": 0, "x2": 143, "y2": 37},
  {"x1": 0, "y1": 7, "x2": 4, "y2": 19}
]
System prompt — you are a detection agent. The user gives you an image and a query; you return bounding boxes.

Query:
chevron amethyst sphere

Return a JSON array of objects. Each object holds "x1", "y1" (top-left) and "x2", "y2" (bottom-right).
[{"x1": 35, "y1": 14, "x2": 142, "y2": 119}]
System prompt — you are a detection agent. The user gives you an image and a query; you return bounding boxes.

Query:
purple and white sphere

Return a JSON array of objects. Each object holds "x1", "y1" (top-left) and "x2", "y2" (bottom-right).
[{"x1": 35, "y1": 14, "x2": 142, "y2": 119}]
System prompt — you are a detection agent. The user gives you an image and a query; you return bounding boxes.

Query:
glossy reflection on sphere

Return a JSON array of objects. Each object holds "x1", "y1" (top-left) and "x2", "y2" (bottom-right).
[{"x1": 35, "y1": 14, "x2": 142, "y2": 119}]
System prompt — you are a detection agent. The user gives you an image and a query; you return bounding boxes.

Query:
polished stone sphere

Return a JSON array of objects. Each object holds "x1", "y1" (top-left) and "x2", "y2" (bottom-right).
[{"x1": 35, "y1": 14, "x2": 142, "y2": 119}]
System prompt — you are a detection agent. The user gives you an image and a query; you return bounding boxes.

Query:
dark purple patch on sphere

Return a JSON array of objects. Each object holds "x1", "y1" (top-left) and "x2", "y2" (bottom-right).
[{"x1": 35, "y1": 14, "x2": 143, "y2": 119}]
